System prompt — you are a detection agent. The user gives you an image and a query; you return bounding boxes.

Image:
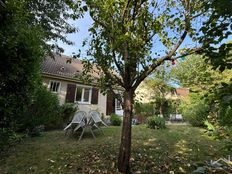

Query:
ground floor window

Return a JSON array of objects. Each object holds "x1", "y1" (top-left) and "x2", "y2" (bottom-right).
[
  {"x1": 115, "y1": 99, "x2": 122, "y2": 110},
  {"x1": 75, "y1": 86, "x2": 92, "y2": 103}
]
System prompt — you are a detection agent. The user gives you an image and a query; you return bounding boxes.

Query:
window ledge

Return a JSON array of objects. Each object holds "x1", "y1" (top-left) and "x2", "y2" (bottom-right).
[{"x1": 76, "y1": 102, "x2": 91, "y2": 105}]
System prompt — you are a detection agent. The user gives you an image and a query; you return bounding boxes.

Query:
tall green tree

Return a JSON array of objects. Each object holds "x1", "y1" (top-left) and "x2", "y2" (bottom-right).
[
  {"x1": 170, "y1": 55, "x2": 229, "y2": 92},
  {"x1": 0, "y1": 0, "x2": 84, "y2": 145},
  {"x1": 170, "y1": 55, "x2": 232, "y2": 127},
  {"x1": 0, "y1": 0, "x2": 43, "y2": 140},
  {"x1": 82, "y1": 0, "x2": 230, "y2": 172}
]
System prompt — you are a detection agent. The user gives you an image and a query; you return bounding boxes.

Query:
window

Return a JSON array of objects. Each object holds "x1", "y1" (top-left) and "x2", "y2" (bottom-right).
[
  {"x1": 75, "y1": 87, "x2": 82, "y2": 101},
  {"x1": 115, "y1": 99, "x2": 122, "y2": 110},
  {"x1": 75, "y1": 86, "x2": 92, "y2": 103},
  {"x1": 83, "y1": 88, "x2": 90, "y2": 102},
  {"x1": 49, "y1": 81, "x2": 60, "y2": 93}
]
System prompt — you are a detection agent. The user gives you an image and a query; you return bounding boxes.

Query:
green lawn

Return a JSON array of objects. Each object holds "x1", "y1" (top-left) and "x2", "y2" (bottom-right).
[{"x1": 0, "y1": 125, "x2": 229, "y2": 174}]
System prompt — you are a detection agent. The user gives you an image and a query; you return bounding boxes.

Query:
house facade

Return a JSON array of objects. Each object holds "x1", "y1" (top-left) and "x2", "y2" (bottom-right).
[
  {"x1": 135, "y1": 81, "x2": 189, "y2": 103},
  {"x1": 41, "y1": 54, "x2": 123, "y2": 116},
  {"x1": 135, "y1": 81, "x2": 189, "y2": 121}
]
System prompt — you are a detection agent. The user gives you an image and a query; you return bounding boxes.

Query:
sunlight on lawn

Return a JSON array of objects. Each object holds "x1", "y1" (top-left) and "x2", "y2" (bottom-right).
[
  {"x1": 143, "y1": 138, "x2": 157, "y2": 146},
  {"x1": 0, "y1": 125, "x2": 229, "y2": 174}
]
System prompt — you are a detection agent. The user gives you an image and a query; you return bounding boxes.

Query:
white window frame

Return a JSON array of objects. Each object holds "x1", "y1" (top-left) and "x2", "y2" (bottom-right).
[
  {"x1": 48, "y1": 80, "x2": 61, "y2": 93},
  {"x1": 75, "y1": 85, "x2": 92, "y2": 104},
  {"x1": 115, "y1": 99, "x2": 122, "y2": 110}
]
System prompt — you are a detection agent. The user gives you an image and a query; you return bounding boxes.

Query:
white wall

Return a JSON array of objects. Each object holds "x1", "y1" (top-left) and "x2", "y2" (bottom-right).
[
  {"x1": 42, "y1": 77, "x2": 107, "y2": 116},
  {"x1": 78, "y1": 90, "x2": 107, "y2": 116}
]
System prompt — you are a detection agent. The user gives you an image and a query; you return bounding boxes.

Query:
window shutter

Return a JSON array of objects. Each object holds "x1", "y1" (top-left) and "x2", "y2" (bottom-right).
[
  {"x1": 65, "y1": 84, "x2": 76, "y2": 103},
  {"x1": 91, "y1": 88, "x2": 99, "y2": 104},
  {"x1": 106, "y1": 93, "x2": 115, "y2": 115}
]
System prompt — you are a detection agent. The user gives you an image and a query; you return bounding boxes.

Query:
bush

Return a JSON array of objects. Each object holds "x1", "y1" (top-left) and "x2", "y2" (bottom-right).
[
  {"x1": 180, "y1": 94, "x2": 209, "y2": 127},
  {"x1": 219, "y1": 106, "x2": 232, "y2": 126},
  {"x1": 134, "y1": 102, "x2": 154, "y2": 117},
  {"x1": 110, "y1": 114, "x2": 122, "y2": 126},
  {"x1": 147, "y1": 116, "x2": 166, "y2": 129},
  {"x1": 0, "y1": 128, "x2": 23, "y2": 153},
  {"x1": 60, "y1": 103, "x2": 78, "y2": 126},
  {"x1": 20, "y1": 86, "x2": 62, "y2": 134}
]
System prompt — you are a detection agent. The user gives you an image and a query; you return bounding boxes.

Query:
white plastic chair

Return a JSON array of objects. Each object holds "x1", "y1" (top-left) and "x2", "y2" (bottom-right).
[
  {"x1": 89, "y1": 110, "x2": 108, "y2": 129},
  {"x1": 64, "y1": 111, "x2": 87, "y2": 134}
]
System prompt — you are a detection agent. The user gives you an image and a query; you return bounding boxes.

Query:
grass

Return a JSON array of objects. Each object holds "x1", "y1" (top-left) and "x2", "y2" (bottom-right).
[{"x1": 0, "y1": 125, "x2": 229, "y2": 174}]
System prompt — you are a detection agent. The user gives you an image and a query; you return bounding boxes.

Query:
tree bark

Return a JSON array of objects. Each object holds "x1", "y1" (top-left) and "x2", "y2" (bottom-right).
[
  {"x1": 118, "y1": 90, "x2": 134, "y2": 173},
  {"x1": 159, "y1": 105, "x2": 164, "y2": 117},
  {"x1": 159, "y1": 101, "x2": 164, "y2": 117}
]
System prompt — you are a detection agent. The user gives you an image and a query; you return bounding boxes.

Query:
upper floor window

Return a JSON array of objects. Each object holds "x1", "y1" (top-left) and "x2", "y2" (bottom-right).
[
  {"x1": 75, "y1": 86, "x2": 92, "y2": 103},
  {"x1": 49, "y1": 81, "x2": 61, "y2": 93}
]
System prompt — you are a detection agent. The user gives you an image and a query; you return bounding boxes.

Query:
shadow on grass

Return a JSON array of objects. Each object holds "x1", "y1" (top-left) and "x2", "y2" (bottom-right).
[
  {"x1": 131, "y1": 125, "x2": 228, "y2": 173},
  {"x1": 0, "y1": 125, "x2": 229, "y2": 174}
]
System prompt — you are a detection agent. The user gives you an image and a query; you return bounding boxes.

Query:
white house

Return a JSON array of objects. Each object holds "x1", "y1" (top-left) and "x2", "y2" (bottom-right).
[{"x1": 41, "y1": 54, "x2": 123, "y2": 116}]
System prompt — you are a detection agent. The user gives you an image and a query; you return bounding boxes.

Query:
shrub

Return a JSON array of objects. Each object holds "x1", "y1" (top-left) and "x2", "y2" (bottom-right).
[
  {"x1": 110, "y1": 114, "x2": 122, "y2": 126},
  {"x1": 20, "y1": 86, "x2": 62, "y2": 134},
  {"x1": 134, "y1": 102, "x2": 155, "y2": 123},
  {"x1": 60, "y1": 103, "x2": 78, "y2": 126},
  {"x1": 219, "y1": 106, "x2": 232, "y2": 126},
  {"x1": 0, "y1": 128, "x2": 23, "y2": 153},
  {"x1": 204, "y1": 120, "x2": 216, "y2": 132},
  {"x1": 180, "y1": 94, "x2": 209, "y2": 127},
  {"x1": 134, "y1": 102, "x2": 154, "y2": 117},
  {"x1": 147, "y1": 116, "x2": 166, "y2": 129}
]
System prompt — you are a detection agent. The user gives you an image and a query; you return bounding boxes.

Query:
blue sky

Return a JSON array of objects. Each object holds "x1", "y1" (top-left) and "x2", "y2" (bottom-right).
[
  {"x1": 60, "y1": 12, "x2": 232, "y2": 58},
  {"x1": 58, "y1": 13, "x2": 93, "y2": 57},
  {"x1": 59, "y1": 12, "x2": 196, "y2": 57}
]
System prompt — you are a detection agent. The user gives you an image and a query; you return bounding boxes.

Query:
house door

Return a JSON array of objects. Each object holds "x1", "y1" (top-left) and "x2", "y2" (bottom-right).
[{"x1": 106, "y1": 93, "x2": 115, "y2": 115}]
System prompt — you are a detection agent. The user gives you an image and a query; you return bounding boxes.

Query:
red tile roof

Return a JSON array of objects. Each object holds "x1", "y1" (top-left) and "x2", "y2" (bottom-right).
[{"x1": 175, "y1": 88, "x2": 189, "y2": 97}]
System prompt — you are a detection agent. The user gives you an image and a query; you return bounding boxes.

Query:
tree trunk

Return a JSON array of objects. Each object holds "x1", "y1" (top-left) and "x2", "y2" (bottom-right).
[
  {"x1": 159, "y1": 104, "x2": 164, "y2": 117},
  {"x1": 118, "y1": 90, "x2": 134, "y2": 173}
]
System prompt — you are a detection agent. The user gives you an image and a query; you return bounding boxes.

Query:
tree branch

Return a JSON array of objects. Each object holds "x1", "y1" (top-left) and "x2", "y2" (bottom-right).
[
  {"x1": 107, "y1": 84, "x2": 123, "y2": 106},
  {"x1": 131, "y1": 0, "x2": 147, "y2": 20},
  {"x1": 145, "y1": 32, "x2": 156, "y2": 45},
  {"x1": 121, "y1": 0, "x2": 131, "y2": 23},
  {"x1": 190, "y1": 12, "x2": 204, "y2": 20},
  {"x1": 133, "y1": 30, "x2": 188, "y2": 90},
  {"x1": 170, "y1": 47, "x2": 203, "y2": 61},
  {"x1": 112, "y1": 49, "x2": 124, "y2": 77},
  {"x1": 101, "y1": 66, "x2": 125, "y2": 88},
  {"x1": 167, "y1": 30, "x2": 188, "y2": 58}
]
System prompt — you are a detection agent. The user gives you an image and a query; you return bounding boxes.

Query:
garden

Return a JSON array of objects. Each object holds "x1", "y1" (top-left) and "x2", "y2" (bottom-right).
[
  {"x1": 1, "y1": 0, "x2": 232, "y2": 173},
  {"x1": 1, "y1": 125, "x2": 231, "y2": 174}
]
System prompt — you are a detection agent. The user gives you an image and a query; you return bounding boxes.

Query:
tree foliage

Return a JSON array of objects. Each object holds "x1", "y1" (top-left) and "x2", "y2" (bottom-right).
[
  {"x1": 200, "y1": 0, "x2": 232, "y2": 71},
  {"x1": 170, "y1": 55, "x2": 229, "y2": 92},
  {"x1": 206, "y1": 80, "x2": 232, "y2": 127},
  {"x1": 82, "y1": 0, "x2": 214, "y2": 172},
  {"x1": 180, "y1": 93, "x2": 210, "y2": 127},
  {"x1": 0, "y1": 0, "x2": 44, "y2": 137},
  {"x1": 170, "y1": 54, "x2": 232, "y2": 127},
  {"x1": 0, "y1": 0, "x2": 83, "y2": 147},
  {"x1": 143, "y1": 65, "x2": 174, "y2": 117}
]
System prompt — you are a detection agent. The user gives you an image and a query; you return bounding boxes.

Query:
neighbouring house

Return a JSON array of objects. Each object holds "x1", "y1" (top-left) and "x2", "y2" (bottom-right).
[
  {"x1": 135, "y1": 81, "x2": 190, "y2": 103},
  {"x1": 135, "y1": 81, "x2": 190, "y2": 122},
  {"x1": 166, "y1": 87, "x2": 190, "y2": 99},
  {"x1": 41, "y1": 54, "x2": 123, "y2": 116}
]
